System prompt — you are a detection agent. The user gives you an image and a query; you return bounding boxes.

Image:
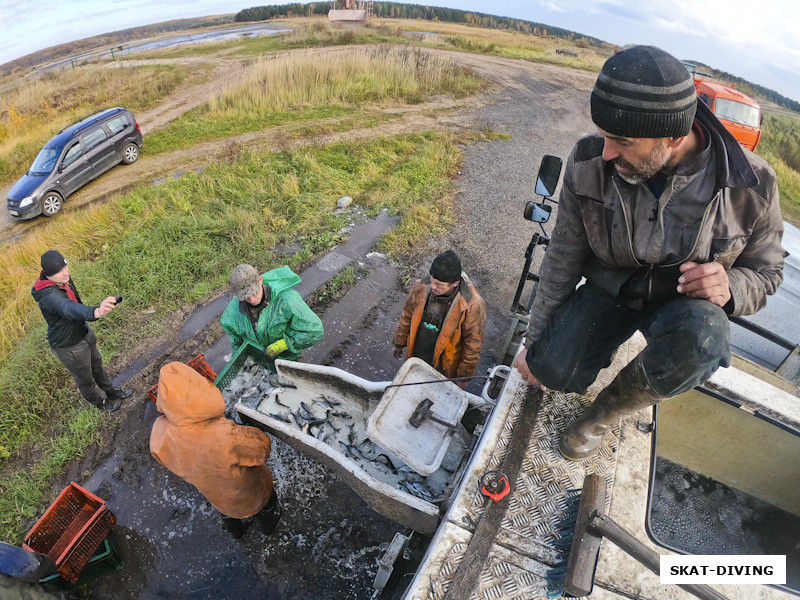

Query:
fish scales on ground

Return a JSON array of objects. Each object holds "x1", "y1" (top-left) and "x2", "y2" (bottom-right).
[{"x1": 220, "y1": 360, "x2": 463, "y2": 504}]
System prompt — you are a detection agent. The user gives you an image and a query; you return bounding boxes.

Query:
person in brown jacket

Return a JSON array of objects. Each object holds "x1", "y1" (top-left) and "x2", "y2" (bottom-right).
[
  {"x1": 150, "y1": 362, "x2": 281, "y2": 539},
  {"x1": 393, "y1": 250, "x2": 487, "y2": 388}
]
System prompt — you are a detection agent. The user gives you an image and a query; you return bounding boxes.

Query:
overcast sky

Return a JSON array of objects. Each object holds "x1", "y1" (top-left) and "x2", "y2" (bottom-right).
[{"x1": 0, "y1": 0, "x2": 798, "y2": 102}]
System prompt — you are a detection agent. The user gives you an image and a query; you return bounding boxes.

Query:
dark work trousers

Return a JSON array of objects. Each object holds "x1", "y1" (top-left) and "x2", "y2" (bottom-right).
[
  {"x1": 527, "y1": 284, "x2": 732, "y2": 397},
  {"x1": 51, "y1": 328, "x2": 115, "y2": 408}
]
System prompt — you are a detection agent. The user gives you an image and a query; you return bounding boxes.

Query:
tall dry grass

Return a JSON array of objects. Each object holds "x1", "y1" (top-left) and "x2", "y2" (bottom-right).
[
  {"x1": 377, "y1": 18, "x2": 611, "y2": 72},
  {"x1": 209, "y1": 45, "x2": 482, "y2": 114}
]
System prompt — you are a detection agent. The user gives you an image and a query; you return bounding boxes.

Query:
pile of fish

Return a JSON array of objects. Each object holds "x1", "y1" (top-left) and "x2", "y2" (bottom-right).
[{"x1": 220, "y1": 358, "x2": 467, "y2": 504}]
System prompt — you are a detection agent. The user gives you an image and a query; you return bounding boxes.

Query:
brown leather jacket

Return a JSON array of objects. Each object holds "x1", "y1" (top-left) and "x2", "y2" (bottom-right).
[
  {"x1": 394, "y1": 274, "x2": 486, "y2": 378},
  {"x1": 527, "y1": 101, "x2": 785, "y2": 342},
  {"x1": 150, "y1": 362, "x2": 273, "y2": 519}
]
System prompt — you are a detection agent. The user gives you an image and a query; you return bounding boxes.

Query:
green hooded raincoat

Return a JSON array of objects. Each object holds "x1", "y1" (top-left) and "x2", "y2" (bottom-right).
[{"x1": 220, "y1": 265, "x2": 323, "y2": 360}]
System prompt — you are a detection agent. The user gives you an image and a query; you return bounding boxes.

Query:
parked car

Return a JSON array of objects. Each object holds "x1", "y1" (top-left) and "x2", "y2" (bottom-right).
[{"x1": 6, "y1": 107, "x2": 143, "y2": 219}]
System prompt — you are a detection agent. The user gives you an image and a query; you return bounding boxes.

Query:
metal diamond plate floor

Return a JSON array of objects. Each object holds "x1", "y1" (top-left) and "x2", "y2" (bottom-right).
[{"x1": 408, "y1": 377, "x2": 622, "y2": 600}]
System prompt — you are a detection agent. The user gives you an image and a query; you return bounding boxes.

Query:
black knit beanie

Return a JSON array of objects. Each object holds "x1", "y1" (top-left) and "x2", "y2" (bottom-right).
[
  {"x1": 41, "y1": 250, "x2": 67, "y2": 277},
  {"x1": 591, "y1": 46, "x2": 697, "y2": 138},
  {"x1": 429, "y1": 250, "x2": 462, "y2": 283}
]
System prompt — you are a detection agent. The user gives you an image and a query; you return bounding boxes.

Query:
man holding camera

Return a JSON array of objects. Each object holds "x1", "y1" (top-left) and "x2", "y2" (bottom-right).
[
  {"x1": 513, "y1": 46, "x2": 785, "y2": 460},
  {"x1": 32, "y1": 250, "x2": 131, "y2": 412},
  {"x1": 393, "y1": 250, "x2": 486, "y2": 388}
]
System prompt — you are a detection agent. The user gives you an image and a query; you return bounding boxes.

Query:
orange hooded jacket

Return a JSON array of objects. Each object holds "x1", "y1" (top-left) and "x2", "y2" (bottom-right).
[{"x1": 150, "y1": 362, "x2": 274, "y2": 519}]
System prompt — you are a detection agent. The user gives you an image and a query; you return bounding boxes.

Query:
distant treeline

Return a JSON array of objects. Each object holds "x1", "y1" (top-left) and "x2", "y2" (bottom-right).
[
  {"x1": 0, "y1": 16, "x2": 234, "y2": 76},
  {"x1": 235, "y1": 2, "x2": 608, "y2": 47},
  {"x1": 712, "y1": 68, "x2": 800, "y2": 113}
]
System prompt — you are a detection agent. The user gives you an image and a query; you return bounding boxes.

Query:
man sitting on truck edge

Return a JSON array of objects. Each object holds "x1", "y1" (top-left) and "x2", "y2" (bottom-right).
[
  {"x1": 512, "y1": 46, "x2": 786, "y2": 460},
  {"x1": 32, "y1": 249, "x2": 131, "y2": 412},
  {"x1": 221, "y1": 263, "x2": 323, "y2": 362},
  {"x1": 393, "y1": 250, "x2": 487, "y2": 389}
]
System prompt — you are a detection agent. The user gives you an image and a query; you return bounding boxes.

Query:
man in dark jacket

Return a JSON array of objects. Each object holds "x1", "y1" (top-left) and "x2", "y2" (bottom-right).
[
  {"x1": 393, "y1": 250, "x2": 487, "y2": 388},
  {"x1": 512, "y1": 46, "x2": 785, "y2": 460},
  {"x1": 32, "y1": 250, "x2": 131, "y2": 412}
]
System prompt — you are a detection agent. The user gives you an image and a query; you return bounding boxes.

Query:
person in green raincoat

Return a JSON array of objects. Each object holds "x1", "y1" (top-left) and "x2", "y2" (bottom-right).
[{"x1": 221, "y1": 264, "x2": 323, "y2": 360}]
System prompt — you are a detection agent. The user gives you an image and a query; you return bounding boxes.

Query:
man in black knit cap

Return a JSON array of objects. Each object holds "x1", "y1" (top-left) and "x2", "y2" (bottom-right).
[
  {"x1": 512, "y1": 46, "x2": 785, "y2": 460},
  {"x1": 393, "y1": 250, "x2": 486, "y2": 389},
  {"x1": 32, "y1": 250, "x2": 131, "y2": 412}
]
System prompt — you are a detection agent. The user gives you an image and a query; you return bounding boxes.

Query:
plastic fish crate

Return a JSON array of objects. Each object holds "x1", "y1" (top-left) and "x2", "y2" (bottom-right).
[
  {"x1": 24, "y1": 482, "x2": 116, "y2": 583},
  {"x1": 213, "y1": 340, "x2": 274, "y2": 390},
  {"x1": 39, "y1": 537, "x2": 123, "y2": 584},
  {"x1": 149, "y1": 353, "x2": 217, "y2": 404}
]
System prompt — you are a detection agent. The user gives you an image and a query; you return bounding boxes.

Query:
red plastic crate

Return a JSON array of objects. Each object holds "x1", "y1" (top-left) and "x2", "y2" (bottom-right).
[
  {"x1": 149, "y1": 353, "x2": 217, "y2": 404},
  {"x1": 23, "y1": 482, "x2": 116, "y2": 583}
]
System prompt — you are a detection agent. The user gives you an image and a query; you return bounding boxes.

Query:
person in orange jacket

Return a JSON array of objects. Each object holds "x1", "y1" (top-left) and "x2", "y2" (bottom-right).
[
  {"x1": 150, "y1": 362, "x2": 281, "y2": 539},
  {"x1": 393, "y1": 250, "x2": 487, "y2": 389}
]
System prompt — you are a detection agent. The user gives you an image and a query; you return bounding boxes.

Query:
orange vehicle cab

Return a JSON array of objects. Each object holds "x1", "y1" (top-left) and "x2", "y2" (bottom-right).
[{"x1": 694, "y1": 78, "x2": 762, "y2": 151}]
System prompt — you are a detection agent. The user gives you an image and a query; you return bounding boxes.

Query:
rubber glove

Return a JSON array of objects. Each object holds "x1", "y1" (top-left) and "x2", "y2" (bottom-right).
[
  {"x1": 392, "y1": 344, "x2": 405, "y2": 360},
  {"x1": 266, "y1": 338, "x2": 288, "y2": 358}
]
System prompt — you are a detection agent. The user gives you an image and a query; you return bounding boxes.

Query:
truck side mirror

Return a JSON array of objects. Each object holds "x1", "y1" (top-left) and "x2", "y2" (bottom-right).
[
  {"x1": 535, "y1": 155, "x2": 563, "y2": 198},
  {"x1": 523, "y1": 201, "x2": 552, "y2": 223}
]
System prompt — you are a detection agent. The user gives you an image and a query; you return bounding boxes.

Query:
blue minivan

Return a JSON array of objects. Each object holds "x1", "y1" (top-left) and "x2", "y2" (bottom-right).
[{"x1": 7, "y1": 107, "x2": 143, "y2": 219}]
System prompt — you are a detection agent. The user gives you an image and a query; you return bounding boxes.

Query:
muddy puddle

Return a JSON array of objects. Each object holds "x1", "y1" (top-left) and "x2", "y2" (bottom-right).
[{"x1": 79, "y1": 403, "x2": 406, "y2": 600}]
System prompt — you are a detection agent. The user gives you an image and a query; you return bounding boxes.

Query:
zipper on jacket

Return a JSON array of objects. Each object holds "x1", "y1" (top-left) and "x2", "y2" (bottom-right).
[
  {"x1": 613, "y1": 179, "x2": 722, "y2": 268},
  {"x1": 612, "y1": 179, "x2": 644, "y2": 267}
]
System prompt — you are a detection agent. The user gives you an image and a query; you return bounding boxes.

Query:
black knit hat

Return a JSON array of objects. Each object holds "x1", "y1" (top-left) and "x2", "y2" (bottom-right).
[
  {"x1": 41, "y1": 250, "x2": 67, "y2": 277},
  {"x1": 591, "y1": 46, "x2": 697, "y2": 138},
  {"x1": 429, "y1": 250, "x2": 462, "y2": 283}
]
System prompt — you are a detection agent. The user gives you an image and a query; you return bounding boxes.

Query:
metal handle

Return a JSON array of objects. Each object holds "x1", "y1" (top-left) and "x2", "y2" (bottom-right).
[{"x1": 481, "y1": 365, "x2": 511, "y2": 404}]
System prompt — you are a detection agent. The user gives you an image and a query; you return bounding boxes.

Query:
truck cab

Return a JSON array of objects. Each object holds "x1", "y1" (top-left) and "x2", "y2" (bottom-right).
[{"x1": 694, "y1": 78, "x2": 762, "y2": 151}]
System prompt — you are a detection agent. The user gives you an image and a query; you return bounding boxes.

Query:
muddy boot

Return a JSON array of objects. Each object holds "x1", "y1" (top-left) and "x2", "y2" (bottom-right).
[
  {"x1": 108, "y1": 388, "x2": 133, "y2": 400},
  {"x1": 222, "y1": 516, "x2": 250, "y2": 540},
  {"x1": 100, "y1": 399, "x2": 121, "y2": 412},
  {"x1": 558, "y1": 357, "x2": 665, "y2": 461},
  {"x1": 255, "y1": 492, "x2": 282, "y2": 536}
]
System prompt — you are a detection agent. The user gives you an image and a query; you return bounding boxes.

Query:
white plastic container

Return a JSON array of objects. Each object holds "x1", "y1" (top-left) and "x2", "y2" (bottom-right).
[{"x1": 367, "y1": 358, "x2": 468, "y2": 476}]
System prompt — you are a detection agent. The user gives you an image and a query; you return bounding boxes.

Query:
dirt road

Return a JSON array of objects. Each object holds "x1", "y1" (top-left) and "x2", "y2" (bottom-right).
[
  {"x1": 10, "y1": 47, "x2": 596, "y2": 599},
  {"x1": 0, "y1": 47, "x2": 593, "y2": 243}
]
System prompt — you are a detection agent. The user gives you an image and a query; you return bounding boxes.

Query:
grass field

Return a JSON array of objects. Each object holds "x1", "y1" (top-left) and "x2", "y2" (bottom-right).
[
  {"x1": 145, "y1": 45, "x2": 483, "y2": 154},
  {"x1": 758, "y1": 112, "x2": 800, "y2": 224},
  {"x1": 0, "y1": 129, "x2": 467, "y2": 542}
]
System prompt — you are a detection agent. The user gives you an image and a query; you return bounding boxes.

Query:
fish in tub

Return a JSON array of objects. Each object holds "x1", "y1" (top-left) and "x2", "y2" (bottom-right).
[{"x1": 222, "y1": 358, "x2": 489, "y2": 534}]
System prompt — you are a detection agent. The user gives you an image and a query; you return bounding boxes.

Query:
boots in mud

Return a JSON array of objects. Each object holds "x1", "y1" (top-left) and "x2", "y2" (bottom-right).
[
  {"x1": 255, "y1": 491, "x2": 282, "y2": 535},
  {"x1": 558, "y1": 357, "x2": 666, "y2": 461}
]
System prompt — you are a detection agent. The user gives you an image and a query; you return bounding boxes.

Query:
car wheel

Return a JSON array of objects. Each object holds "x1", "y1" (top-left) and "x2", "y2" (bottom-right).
[
  {"x1": 122, "y1": 143, "x2": 139, "y2": 164},
  {"x1": 41, "y1": 192, "x2": 63, "y2": 217}
]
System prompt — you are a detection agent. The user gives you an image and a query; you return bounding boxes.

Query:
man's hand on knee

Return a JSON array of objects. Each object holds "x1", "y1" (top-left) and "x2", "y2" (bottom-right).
[
  {"x1": 512, "y1": 348, "x2": 542, "y2": 387},
  {"x1": 677, "y1": 261, "x2": 731, "y2": 307}
]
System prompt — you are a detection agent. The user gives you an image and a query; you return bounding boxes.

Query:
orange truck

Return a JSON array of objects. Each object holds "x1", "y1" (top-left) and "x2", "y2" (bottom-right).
[{"x1": 683, "y1": 63, "x2": 763, "y2": 151}]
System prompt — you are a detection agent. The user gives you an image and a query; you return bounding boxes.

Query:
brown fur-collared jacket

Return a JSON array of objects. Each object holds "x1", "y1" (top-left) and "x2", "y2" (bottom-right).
[{"x1": 394, "y1": 273, "x2": 487, "y2": 378}]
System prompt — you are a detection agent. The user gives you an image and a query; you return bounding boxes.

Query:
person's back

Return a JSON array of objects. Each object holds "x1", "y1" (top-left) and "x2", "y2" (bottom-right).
[{"x1": 150, "y1": 362, "x2": 273, "y2": 520}]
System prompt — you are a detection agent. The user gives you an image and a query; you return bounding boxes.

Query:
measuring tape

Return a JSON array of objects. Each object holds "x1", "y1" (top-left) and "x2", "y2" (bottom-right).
[{"x1": 479, "y1": 471, "x2": 510, "y2": 502}]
